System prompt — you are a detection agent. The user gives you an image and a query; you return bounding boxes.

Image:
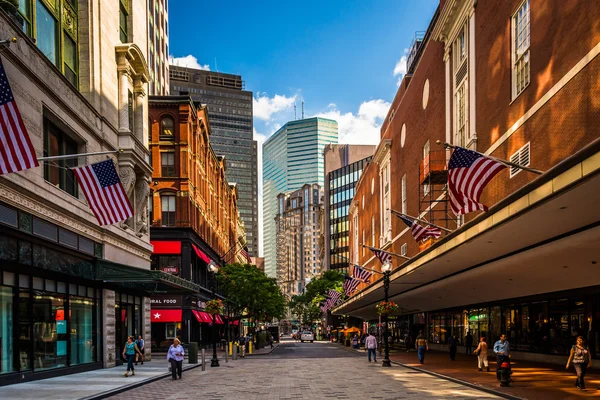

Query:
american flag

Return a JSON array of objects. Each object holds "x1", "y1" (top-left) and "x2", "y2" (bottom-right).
[
  {"x1": 397, "y1": 214, "x2": 442, "y2": 242},
  {"x1": 73, "y1": 159, "x2": 133, "y2": 225},
  {"x1": 343, "y1": 275, "x2": 360, "y2": 296},
  {"x1": 240, "y1": 245, "x2": 251, "y2": 263},
  {"x1": 325, "y1": 290, "x2": 341, "y2": 309},
  {"x1": 351, "y1": 265, "x2": 373, "y2": 283},
  {"x1": 369, "y1": 247, "x2": 392, "y2": 265},
  {"x1": 448, "y1": 147, "x2": 506, "y2": 216},
  {"x1": 0, "y1": 58, "x2": 38, "y2": 175}
]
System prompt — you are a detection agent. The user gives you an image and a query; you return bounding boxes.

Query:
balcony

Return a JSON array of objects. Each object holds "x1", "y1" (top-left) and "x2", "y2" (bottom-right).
[{"x1": 420, "y1": 150, "x2": 448, "y2": 185}]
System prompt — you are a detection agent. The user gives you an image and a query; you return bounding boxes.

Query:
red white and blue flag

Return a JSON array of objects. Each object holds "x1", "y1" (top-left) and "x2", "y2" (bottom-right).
[
  {"x1": 73, "y1": 159, "x2": 133, "y2": 225},
  {"x1": 325, "y1": 290, "x2": 341, "y2": 309},
  {"x1": 240, "y1": 245, "x2": 251, "y2": 263},
  {"x1": 397, "y1": 214, "x2": 442, "y2": 242},
  {"x1": 448, "y1": 146, "x2": 506, "y2": 216},
  {"x1": 351, "y1": 265, "x2": 373, "y2": 283},
  {"x1": 343, "y1": 275, "x2": 360, "y2": 296},
  {"x1": 369, "y1": 247, "x2": 392, "y2": 265},
  {"x1": 0, "y1": 58, "x2": 38, "y2": 175}
]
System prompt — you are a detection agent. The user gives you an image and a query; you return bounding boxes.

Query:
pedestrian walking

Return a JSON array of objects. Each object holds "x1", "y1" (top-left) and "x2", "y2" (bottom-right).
[
  {"x1": 365, "y1": 332, "x2": 377, "y2": 363},
  {"x1": 238, "y1": 334, "x2": 246, "y2": 358},
  {"x1": 122, "y1": 336, "x2": 142, "y2": 377},
  {"x1": 352, "y1": 334, "x2": 359, "y2": 349},
  {"x1": 566, "y1": 336, "x2": 592, "y2": 391},
  {"x1": 465, "y1": 331, "x2": 473, "y2": 354},
  {"x1": 475, "y1": 336, "x2": 489, "y2": 372},
  {"x1": 448, "y1": 335, "x2": 458, "y2": 361},
  {"x1": 268, "y1": 334, "x2": 274, "y2": 349},
  {"x1": 415, "y1": 330, "x2": 428, "y2": 364},
  {"x1": 135, "y1": 334, "x2": 145, "y2": 365},
  {"x1": 167, "y1": 338, "x2": 184, "y2": 380},
  {"x1": 493, "y1": 334, "x2": 511, "y2": 381}
]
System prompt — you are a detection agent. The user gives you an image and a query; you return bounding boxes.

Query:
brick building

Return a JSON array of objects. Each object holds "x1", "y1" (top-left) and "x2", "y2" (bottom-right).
[
  {"x1": 336, "y1": 0, "x2": 600, "y2": 365},
  {"x1": 148, "y1": 96, "x2": 242, "y2": 347}
]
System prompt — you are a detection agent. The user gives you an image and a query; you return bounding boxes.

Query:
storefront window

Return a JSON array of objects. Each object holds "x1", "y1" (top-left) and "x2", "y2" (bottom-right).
[
  {"x1": 32, "y1": 293, "x2": 67, "y2": 370},
  {"x1": 530, "y1": 301, "x2": 548, "y2": 353},
  {"x1": 69, "y1": 297, "x2": 95, "y2": 365},
  {"x1": 549, "y1": 298, "x2": 569, "y2": 355},
  {"x1": 489, "y1": 306, "x2": 501, "y2": 344},
  {"x1": 0, "y1": 286, "x2": 15, "y2": 373},
  {"x1": 19, "y1": 289, "x2": 31, "y2": 371}
]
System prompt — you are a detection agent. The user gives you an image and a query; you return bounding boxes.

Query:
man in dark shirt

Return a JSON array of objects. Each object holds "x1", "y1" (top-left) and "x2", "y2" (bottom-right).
[
  {"x1": 448, "y1": 335, "x2": 458, "y2": 361},
  {"x1": 465, "y1": 332, "x2": 473, "y2": 354}
]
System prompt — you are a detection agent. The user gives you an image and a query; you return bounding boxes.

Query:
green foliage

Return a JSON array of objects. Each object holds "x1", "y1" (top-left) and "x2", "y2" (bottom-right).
[
  {"x1": 256, "y1": 331, "x2": 267, "y2": 348},
  {"x1": 288, "y1": 270, "x2": 344, "y2": 325},
  {"x1": 217, "y1": 263, "x2": 286, "y2": 322}
]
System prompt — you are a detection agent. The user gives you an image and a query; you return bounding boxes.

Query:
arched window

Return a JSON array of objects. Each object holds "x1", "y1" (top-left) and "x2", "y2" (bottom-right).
[
  {"x1": 160, "y1": 117, "x2": 174, "y2": 138},
  {"x1": 161, "y1": 193, "x2": 176, "y2": 226}
]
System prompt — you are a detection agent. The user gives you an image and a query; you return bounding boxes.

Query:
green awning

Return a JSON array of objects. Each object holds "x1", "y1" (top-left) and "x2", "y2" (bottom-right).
[{"x1": 95, "y1": 260, "x2": 202, "y2": 294}]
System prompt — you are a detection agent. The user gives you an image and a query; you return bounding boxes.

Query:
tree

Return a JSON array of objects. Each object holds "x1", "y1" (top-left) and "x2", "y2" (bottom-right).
[
  {"x1": 217, "y1": 263, "x2": 286, "y2": 324},
  {"x1": 288, "y1": 270, "x2": 344, "y2": 325}
]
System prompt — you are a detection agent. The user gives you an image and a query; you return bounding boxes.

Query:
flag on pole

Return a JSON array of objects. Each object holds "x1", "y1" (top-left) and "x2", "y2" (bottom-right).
[
  {"x1": 240, "y1": 245, "x2": 251, "y2": 263},
  {"x1": 343, "y1": 275, "x2": 360, "y2": 296},
  {"x1": 0, "y1": 58, "x2": 39, "y2": 175},
  {"x1": 73, "y1": 159, "x2": 133, "y2": 225},
  {"x1": 448, "y1": 146, "x2": 506, "y2": 215},
  {"x1": 369, "y1": 247, "x2": 392, "y2": 265},
  {"x1": 397, "y1": 214, "x2": 442, "y2": 242},
  {"x1": 351, "y1": 265, "x2": 373, "y2": 283},
  {"x1": 325, "y1": 290, "x2": 341, "y2": 309}
]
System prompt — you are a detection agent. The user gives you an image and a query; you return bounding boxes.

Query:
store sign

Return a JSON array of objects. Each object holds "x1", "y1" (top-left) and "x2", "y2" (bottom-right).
[
  {"x1": 190, "y1": 299, "x2": 206, "y2": 310},
  {"x1": 160, "y1": 266, "x2": 179, "y2": 274},
  {"x1": 151, "y1": 295, "x2": 182, "y2": 308}
]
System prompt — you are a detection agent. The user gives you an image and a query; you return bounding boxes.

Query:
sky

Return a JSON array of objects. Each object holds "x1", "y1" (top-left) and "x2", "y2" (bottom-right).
[{"x1": 168, "y1": 0, "x2": 439, "y2": 255}]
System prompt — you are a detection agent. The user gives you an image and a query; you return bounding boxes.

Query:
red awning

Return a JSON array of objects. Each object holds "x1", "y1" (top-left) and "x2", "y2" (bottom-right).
[
  {"x1": 191, "y1": 244, "x2": 211, "y2": 264},
  {"x1": 229, "y1": 319, "x2": 240, "y2": 326},
  {"x1": 215, "y1": 314, "x2": 224, "y2": 325},
  {"x1": 151, "y1": 309, "x2": 182, "y2": 322},
  {"x1": 194, "y1": 311, "x2": 213, "y2": 324},
  {"x1": 151, "y1": 241, "x2": 181, "y2": 254},
  {"x1": 192, "y1": 310, "x2": 203, "y2": 323}
]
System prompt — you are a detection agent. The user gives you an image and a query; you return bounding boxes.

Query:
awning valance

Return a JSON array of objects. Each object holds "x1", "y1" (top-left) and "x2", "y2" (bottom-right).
[
  {"x1": 151, "y1": 240, "x2": 181, "y2": 254},
  {"x1": 151, "y1": 309, "x2": 182, "y2": 322}
]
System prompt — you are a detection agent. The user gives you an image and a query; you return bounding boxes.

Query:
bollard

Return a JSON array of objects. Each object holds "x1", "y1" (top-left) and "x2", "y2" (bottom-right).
[
  {"x1": 201, "y1": 348, "x2": 206, "y2": 371},
  {"x1": 229, "y1": 342, "x2": 233, "y2": 356},
  {"x1": 225, "y1": 342, "x2": 229, "y2": 363},
  {"x1": 249, "y1": 341, "x2": 253, "y2": 355}
]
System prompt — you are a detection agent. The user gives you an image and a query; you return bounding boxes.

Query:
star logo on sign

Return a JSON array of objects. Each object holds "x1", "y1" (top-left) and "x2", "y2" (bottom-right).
[{"x1": 154, "y1": 312, "x2": 161, "y2": 319}]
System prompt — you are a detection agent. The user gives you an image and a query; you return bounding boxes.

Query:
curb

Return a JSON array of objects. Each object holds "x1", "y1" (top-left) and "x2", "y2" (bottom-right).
[
  {"x1": 81, "y1": 363, "x2": 203, "y2": 400},
  {"x1": 246, "y1": 343, "x2": 279, "y2": 356},
  {"x1": 343, "y1": 346, "x2": 521, "y2": 400}
]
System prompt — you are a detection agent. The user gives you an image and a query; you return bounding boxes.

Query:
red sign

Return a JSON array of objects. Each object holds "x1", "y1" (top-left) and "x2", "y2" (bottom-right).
[
  {"x1": 161, "y1": 266, "x2": 179, "y2": 274},
  {"x1": 151, "y1": 241, "x2": 181, "y2": 254},
  {"x1": 151, "y1": 309, "x2": 182, "y2": 322}
]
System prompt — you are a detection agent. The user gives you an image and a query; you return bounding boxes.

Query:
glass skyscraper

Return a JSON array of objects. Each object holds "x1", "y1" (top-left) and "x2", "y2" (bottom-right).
[{"x1": 263, "y1": 117, "x2": 338, "y2": 278}]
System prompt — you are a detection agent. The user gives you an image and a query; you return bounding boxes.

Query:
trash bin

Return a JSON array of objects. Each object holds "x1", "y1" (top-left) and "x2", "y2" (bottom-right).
[{"x1": 188, "y1": 342, "x2": 198, "y2": 364}]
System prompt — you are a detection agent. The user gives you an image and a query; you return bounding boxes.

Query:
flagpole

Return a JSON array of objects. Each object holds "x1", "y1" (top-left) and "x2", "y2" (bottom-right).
[
  {"x1": 360, "y1": 244, "x2": 411, "y2": 260},
  {"x1": 436, "y1": 140, "x2": 543, "y2": 175},
  {"x1": 0, "y1": 38, "x2": 17, "y2": 46},
  {"x1": 38, "y1": 150, "x2": 122, "y2": 161},
  {"x1": 390, "y1": 209, "x2": 453, "y2": 233}
]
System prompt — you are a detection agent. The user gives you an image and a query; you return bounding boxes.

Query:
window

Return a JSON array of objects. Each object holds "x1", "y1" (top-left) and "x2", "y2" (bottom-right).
[
  {"x1": 160, "y1": 117, "x2": 174, "y2": 138},
  {"x1": 371, "y1": 216, "x2": 375, "y2": 246},
  {"x1": 512, "y1": 0, "x2": 530, "y2": 98},
  {"x1": 119, "y1": 0, "x2": 129, "y2": 43},
  {"x1": 161, "y1": 152, "x2": 175, "y2": 177},
  {"x1": 352, "y1": 214, "x2": 358, "y2": 263},
  {"x1": 453, "y1": 23, "x2": 469, "y2": 146},
  {"x1": 401, "y1": 174, "x2": 407, "y2": 214},
  {"x1": 161, "y1": 194, "x2": 176, "y2": 226},
  {"x1": 401, "y1": 243, "x2": 407, "y2": 256},
  {"x1": 423, "y1": 141, "x2": 430, "y2": 196},
  {"x1": 361, "y1": 229, "x2": 365, "y2": 257},
  {"x1": 509, "y1": 142, "x2": 531, "y2": 178},
  {"x1": 43, "y1": 119, "x2": 79, "y2": 197},
  {"x1": 18, "y1": 0, "x2": 79, "y2": 87},
  {"x1": 380, "y1": 161, "x2": 391, "y2": 243}
]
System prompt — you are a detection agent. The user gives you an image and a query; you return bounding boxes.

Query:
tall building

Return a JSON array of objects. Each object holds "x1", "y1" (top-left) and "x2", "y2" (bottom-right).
[
  {"x1": 323, "y1": 145, "x2": 376, "y2": 272},
  {"x1": 275, "y1": 184, "x2": 324, "y2": 298},
  {"x1": 169, "y1": 66, "x2": 258, "y2": 256},
  {"x1": 263, "y1": 117, "x2": 338, "y2": 278},
  {"x1": 148, "y1": 96, "x2": 241, "y2": 347},
  {"x1": 337, "y1": 0, "x2": 600, "y2": 365},
  {"x1": 147, "y1": 0, "x2": 170, "y2": 95}
]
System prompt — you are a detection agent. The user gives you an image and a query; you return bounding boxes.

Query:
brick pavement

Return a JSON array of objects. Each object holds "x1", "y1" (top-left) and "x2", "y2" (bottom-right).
[{"x1": 107, "y1": 344, "x2": 502, "y2": 400}]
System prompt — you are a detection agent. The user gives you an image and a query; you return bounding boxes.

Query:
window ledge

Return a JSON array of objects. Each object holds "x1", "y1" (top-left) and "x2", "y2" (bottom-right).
[{"x1": 509, "y1": 82, "x2": 530, "y2": 106}]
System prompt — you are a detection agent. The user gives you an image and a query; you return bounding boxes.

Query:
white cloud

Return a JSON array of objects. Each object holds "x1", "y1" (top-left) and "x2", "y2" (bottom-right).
[
  {"x1": 393, "y1": 48, "x2": 409, "y2": 86},
  {"x1": 253, "y1": 93, "x2": 297, "y2": 121},
  {"x1": 314, "y1": 99, "x2": 391, "y2": 145},
  {"x1": 168, "y1": 55, "x2": 210, "y2": 70}
]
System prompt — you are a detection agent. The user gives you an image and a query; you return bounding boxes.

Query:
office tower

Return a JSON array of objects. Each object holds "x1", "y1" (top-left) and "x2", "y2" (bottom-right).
[
  {"x1": 263, "y1": 117, "x2": 338, "y2": 278},
  {"x1": 170, "y1": 66, "x2": 258, "y2": 256},
  {"x1": 147, "y1": 0, "x2": 169, "y2": 95}
]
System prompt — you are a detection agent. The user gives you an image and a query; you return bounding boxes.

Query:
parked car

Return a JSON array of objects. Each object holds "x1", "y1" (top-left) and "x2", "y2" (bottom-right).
[{"x1": 301, "y1": 331, "x2": 314, "y2": 343}]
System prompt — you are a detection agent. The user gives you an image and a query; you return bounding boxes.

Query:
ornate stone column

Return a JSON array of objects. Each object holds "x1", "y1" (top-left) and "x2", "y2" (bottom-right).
[
  {"x1": 118, "y1": 69, "x2": 131, "y2": 132},
  {"x1": 103, "y1": 289, "x2": 116, "y2": 368}
]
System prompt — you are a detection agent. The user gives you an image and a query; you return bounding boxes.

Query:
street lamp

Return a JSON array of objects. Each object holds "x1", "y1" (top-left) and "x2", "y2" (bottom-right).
[
  {"x1": 381, "y1": 259, "x2": 392, "y2": 367},
  {"x1": 208, "y1": 261, "x2": 220, "y2": 367}
]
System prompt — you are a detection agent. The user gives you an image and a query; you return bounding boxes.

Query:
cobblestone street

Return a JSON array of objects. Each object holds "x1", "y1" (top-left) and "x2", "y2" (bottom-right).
[{"x1": 108, "y1": 341, "x2": 501, "y2": 400}]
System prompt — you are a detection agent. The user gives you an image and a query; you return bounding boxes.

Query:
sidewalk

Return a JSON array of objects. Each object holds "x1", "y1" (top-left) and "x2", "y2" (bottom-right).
[
  {"x1": 0, "y1": 361, "x2": 201, "y2": 400},
  {"x1": 383, "y1": 348, "x2": 598, "y2": 399}
]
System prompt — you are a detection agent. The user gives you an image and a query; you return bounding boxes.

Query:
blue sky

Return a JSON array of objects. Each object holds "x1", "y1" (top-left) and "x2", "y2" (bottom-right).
[{"x1": 168, "y1": 0, "x2": 439, "y2": 254}]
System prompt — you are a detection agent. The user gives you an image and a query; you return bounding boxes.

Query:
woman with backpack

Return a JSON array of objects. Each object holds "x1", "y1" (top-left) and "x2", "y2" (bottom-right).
[{"x1": 566, "y1": 336, "x2": 592, "y2": 391}]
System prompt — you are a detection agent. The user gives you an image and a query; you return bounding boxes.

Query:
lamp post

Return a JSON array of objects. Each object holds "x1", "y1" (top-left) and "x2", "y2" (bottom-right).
[
  {"x1": 208, "y1": 261, "x2": 220, "y2": 367},
  {"x1": 381, "y1": 259, "x2": 392, "y2": 367}
]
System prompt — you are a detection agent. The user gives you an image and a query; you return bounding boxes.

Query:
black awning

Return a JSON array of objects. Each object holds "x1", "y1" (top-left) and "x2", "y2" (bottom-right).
[{"x1": 95, "y1": 260, "x2": 202, "y2": 294}]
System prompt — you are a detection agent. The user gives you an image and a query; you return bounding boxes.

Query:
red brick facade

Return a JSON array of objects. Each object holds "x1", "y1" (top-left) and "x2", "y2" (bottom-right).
[
  {"x1": 149, "y1": 97, "x2": 239, "y2": 259},
  {"x1": 350, "y1": 0, "x2": 600, "y2": 286}
]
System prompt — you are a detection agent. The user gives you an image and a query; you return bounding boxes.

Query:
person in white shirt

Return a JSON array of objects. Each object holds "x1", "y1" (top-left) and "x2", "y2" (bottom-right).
[{"x1": 365, "y1": 332, "x2": 378, "y2": 363}]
